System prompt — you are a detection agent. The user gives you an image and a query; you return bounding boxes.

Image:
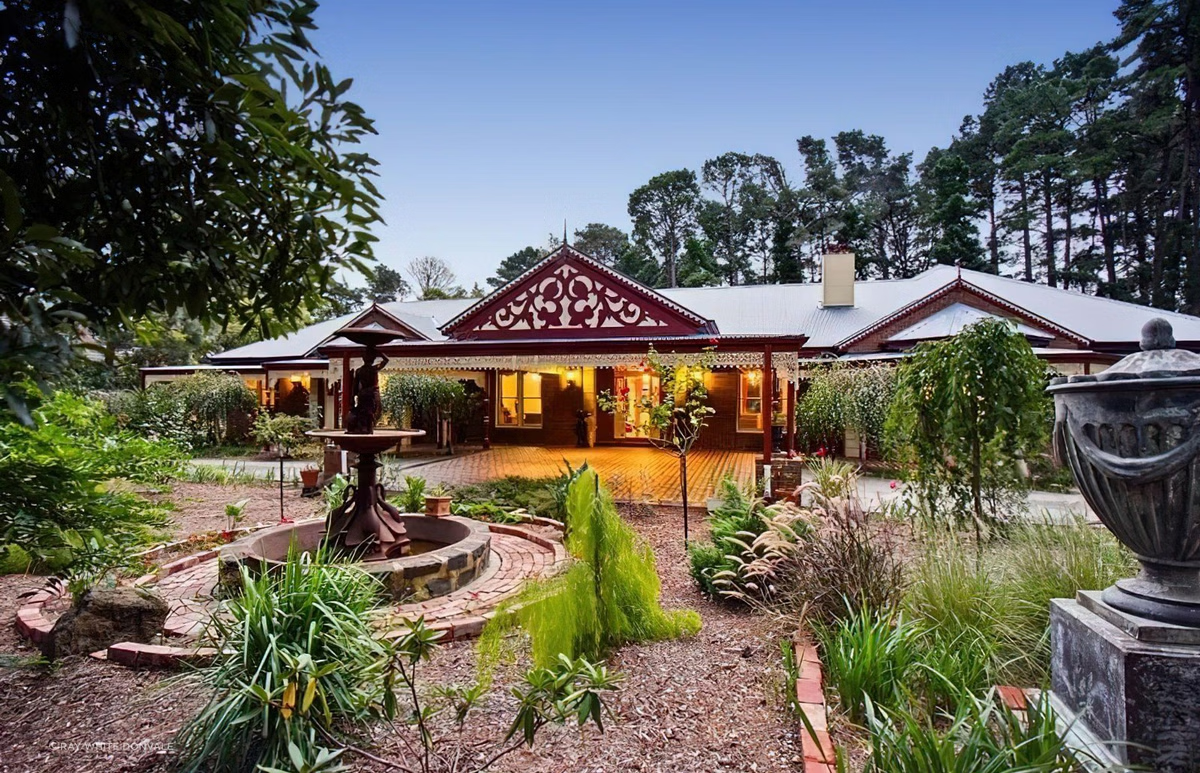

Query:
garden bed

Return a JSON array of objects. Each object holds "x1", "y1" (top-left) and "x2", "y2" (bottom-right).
[{"x1": 0, "y1": 492, "x2": 807, "y2": 772}]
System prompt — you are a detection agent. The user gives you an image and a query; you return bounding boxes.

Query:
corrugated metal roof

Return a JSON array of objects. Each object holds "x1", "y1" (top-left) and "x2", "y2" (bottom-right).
[
  {"x1": 209, "y1": 298, "x2": 474, "y2": 363},
  {"x1": 659, "y1": 273, "x2": 947, "y2": 347},
  {"x1": 954, "y1": 267, "x2": 1200, "y2": 343},
  {"x1": 207, "y1": 264, "x2": 1200, "y2": 364},
  {"x1": 886, "y1": 302, "x2": 1051, "y2": 342}
]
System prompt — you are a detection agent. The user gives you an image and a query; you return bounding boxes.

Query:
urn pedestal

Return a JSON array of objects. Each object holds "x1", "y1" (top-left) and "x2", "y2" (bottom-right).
[
  {"x1": 1049, "y1": 596, "x2": 1200, "y2": 771},
  {"x1": 1048, "y1": 319, "x2": 1200, "y2": 773}
]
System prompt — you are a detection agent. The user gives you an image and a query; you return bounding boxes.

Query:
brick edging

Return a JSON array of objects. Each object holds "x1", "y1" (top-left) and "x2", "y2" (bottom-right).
[
  {"x1": 17, "y1": 521, "x2": 568, "y2": 669},
  {"x1": 793, "y1": 630, "x2": 835, "y2": 772}
]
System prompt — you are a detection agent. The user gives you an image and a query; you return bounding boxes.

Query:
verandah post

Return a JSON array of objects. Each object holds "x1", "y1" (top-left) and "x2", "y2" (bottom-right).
[
  {"x1": 786, "y1": 378, "x2": 796, "y2": 455},
  {"x1": 762, "y1": 345, "x2": 773, "y2": 498}
]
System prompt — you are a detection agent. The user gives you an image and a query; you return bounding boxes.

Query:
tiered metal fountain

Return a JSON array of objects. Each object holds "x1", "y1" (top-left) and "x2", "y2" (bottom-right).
[
  {"x1": 310, "y1": 326, "x2": 423, "y2": 559},
  {"x1": 219, "y1": 322, "x2": 492, "y2": 601}
]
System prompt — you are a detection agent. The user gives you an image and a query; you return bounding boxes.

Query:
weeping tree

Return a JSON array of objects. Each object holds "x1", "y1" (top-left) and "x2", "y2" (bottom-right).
[
  {"x1": 167, "y1": 372, "x2": 259, "y2": 446},
  {"x1": 597, "y1": 347, "x2": 715, "y2": 542},
  {"x1": 380, "y1": 374, "x2": 466, "y2": 453},
  {"x1": 796, "y1": 363, "x2": 896, "y2": 454},
  {"x1": 885, "y1": 319, "x2": 1049, "y2": 538}
]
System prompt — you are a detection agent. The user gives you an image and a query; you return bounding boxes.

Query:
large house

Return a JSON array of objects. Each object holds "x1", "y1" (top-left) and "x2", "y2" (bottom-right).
[{"x1": 142, "y1": 245, "x2": 1200, "y2": 459}]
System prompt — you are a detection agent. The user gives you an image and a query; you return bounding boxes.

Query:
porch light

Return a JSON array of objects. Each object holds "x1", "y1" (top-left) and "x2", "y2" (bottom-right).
[{"x1": 747, "y1": 369, "x2": 761, "y2": 386}]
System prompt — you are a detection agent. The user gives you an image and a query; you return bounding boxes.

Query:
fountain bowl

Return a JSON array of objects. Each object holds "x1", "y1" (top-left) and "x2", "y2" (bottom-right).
[{"x1": 218, "y1": 516, "x2": 492, "y2": 602}]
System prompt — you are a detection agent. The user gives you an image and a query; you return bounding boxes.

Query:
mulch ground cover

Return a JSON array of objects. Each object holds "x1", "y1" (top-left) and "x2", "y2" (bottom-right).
[{"x1": 0, "y1": 488, "x2": 803, "y2": 773}]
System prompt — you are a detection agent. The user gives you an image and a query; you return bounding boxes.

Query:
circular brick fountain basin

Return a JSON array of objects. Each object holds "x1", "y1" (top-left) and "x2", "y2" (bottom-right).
[{"x1": 218, "y1": 516, "x2": 492, "y2": 602}]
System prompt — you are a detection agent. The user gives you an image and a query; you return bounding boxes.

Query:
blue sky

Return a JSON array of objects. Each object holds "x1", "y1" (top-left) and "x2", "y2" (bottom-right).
[{"x1": 310, "y1": 0, "x2": 1121, "y2": 290}]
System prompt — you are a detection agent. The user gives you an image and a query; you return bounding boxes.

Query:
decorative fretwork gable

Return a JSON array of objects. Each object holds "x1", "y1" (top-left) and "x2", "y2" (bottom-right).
[{"x1": 442, "y1": 246, "x2": 715, "y2": 340}]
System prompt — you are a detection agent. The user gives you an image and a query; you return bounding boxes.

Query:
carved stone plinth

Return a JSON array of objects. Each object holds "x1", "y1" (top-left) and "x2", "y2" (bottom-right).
[{"x1": 1050, "y1": 596, "x2": 1200, "y2": 772}]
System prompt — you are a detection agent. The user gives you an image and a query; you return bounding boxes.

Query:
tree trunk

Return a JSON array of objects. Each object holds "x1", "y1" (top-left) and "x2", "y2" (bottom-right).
[
  {"x1": 1095, "y1": 177, "x2": 1117, "y2": 290},
  {"x1": 1063, "y1": 183, "x2": 1073, "y2": 291},
  {"x1": 1019, "y1": 176, "x2": 1034, "y2": 282},
  {"x1": 988, "y1": 192, "x2": 1000, "y2": 274},
  {"x1": 680, "y1": 453, "x2": 690, "y2": 544},
  {"x1": 1042, "y1": 170, "x2": 1057, "y2": 287}
]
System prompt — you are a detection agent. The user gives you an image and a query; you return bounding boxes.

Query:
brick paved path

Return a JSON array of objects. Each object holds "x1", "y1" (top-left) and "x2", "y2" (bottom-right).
[
  {"x1": 410, "y1": 446, "x2": 755, "y2": 504},
  {"x1": 149, "y1": 527, "x2": 567, "y2": 641}
]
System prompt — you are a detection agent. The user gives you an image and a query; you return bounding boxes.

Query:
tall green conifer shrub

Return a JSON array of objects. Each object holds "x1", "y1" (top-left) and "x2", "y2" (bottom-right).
[{"x1": 486, "y1": 467, "x2": 700, "y2": 667}]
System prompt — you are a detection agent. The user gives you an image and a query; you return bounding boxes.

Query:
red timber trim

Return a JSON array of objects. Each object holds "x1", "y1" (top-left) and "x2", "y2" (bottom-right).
[
  {"x1": 834, "y1": 278, "x2": 1091, "y2": 351},
  {"x1": 342, "y1": 302, "x2": 429, "y2": 341},
  {"x1": 320, "y1": 335, "x2": 807, "y2": 359},
  {"x1": 482, "y1": 370, "x2": 493, "y2": 449},
  {"x1": 439, "y1": 245, "x2": 716, "y2": 340},
  {"x1": 340, "y1": 354, "x2": 351, "y2": 428},
  {"x1": 786, "y1": 378, "x2": 796, "y2": 454},
  {"x1": 762, "y1": 345, "x2": 773, "y2": 469}
]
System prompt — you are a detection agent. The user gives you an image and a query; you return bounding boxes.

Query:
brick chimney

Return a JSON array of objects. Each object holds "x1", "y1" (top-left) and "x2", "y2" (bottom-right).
[{"x1": 821, "y1": 251, "x2": 855, "y2": 307}]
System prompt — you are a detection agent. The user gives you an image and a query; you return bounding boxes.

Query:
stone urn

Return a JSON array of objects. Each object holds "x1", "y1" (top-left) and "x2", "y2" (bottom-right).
[{"x1": 1049, "y1": 318, "x2": 1200, "y2": 626}]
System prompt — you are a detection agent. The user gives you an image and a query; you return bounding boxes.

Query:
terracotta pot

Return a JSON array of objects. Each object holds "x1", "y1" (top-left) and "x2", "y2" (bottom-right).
[
  {"x1": 300, "y1": 469, "x2": 320, "y2": 488},
  {"x1": 425, "y1": 495, "x2": 452, "y2": 517}
]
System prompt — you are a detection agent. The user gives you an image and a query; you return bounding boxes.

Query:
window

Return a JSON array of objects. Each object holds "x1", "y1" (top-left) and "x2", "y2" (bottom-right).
[
  {"x1": 498, "y1": 371, "x2": 542, "y2": 428},
  {"x1": 738, "y1": 369, "x2": 763, "y2": 431}
]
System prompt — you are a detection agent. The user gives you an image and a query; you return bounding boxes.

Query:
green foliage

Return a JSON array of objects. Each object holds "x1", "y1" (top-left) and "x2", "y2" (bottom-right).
[
  {"x1": 687, "y1": 542, "x2": 730, "y2": 598},
  {"x1": 253, "y1": 412, "x2": 314, "y2": 455},
  {"x1": 506, "y1": 654, "x2": 622, "y2": 747},
  {"x1": 992, "y1": 523, "x2": 1135, "y2": 685},
  {"x1": 0, "y1": 543, "x2": 31, "y2": 575},
  {"x1": 176, "y1": 549, "x2": 388, "y2": 772},
  {"x1": 450, "y1": 475, "x2": 564, "y2": 520},
  {"x1": 450, "y1": 500, "x2": 528, "y2": 524},
  {"x1": 489, "y1": 468, "x2": 700, "y2": 668},
  {"x1": 886, "y1": 319, "x2": 1050, "y2": 536},
  {"x1": 224, "y1": 499, "x2": 249, "y2": 533},
  {"x1": 0, "y1": 392, "x2": 177, "y2": 567},
  {"x1": 862, "y1": 692, "x2": 1078, "y2": 773},
  {"x1": 396, "y1": 475, "x2": 427, "y2": 513},
  {"x1": 688, "y1": 476, "x2": 767, "y2": 596},
  {"x1": 628, "y1": 169, "x2": 702, "y2": 287},
  {"x1": 719, "y1": 467, "x2": 901, "y2": 624},
  {"x1": 322, "y1": 474, "x2": 350, "y2": 515},
  {"x1": 796, "y1": 364, "x2": 896, "y2": 452},
  {"x1": 903, "y1": 522, "x2": 1135, "y2": 688},
  {"x1": 816, "y1": 607, "x2": 918, "y2": 723},
  {"x1": 488, "y1": 245, "x2": 546, "y2": 289},
  {"x1": 105, "y1": 371, "x2": 258, "y2": 448},
  {"x1": 56, "y1": 528, "x2": 137, "y2": 603},
  {"x1": 380, "y1": 373, "x2": 469, "y2": 433},
  {"x1": 806, "y1": 458, "x2": 859, "y2": 501},
  {"x1": 0, "y1": 0, "x2": 381, "y2": 414}
]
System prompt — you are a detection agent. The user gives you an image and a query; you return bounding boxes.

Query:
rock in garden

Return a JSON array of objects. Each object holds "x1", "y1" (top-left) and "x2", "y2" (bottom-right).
[{"x1": 42, "y1": 587, "x2": 169, "y2": 659}]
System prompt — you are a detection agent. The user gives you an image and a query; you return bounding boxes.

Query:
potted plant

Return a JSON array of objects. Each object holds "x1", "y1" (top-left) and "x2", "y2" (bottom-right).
[
  {"x1": 222, "y1": 499, "x2": 249, "y2": 542},
  {"x1": 424, "y1": 484, "x2": 452, "y2": 517},
  {"x1": 299, "y1": 464, "x2": 320, "y2": 489}
]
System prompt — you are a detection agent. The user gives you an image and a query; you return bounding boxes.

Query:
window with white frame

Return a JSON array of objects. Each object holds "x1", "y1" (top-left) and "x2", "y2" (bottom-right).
[{"x1": 498, "y1": 371, "x2": 543, "y2": 428}]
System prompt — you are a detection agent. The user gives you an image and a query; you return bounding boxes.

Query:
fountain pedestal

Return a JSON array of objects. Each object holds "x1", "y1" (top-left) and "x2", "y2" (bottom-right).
[
  {"x1": 309, "y1": 429, "x2": 423, "y2": 558},
  {"x1": 310, "y1": 320, "x2": 425, "y2": 558}
]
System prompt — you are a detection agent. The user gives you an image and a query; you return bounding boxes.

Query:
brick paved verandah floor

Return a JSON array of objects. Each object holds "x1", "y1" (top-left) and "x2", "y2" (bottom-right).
[{"x1": 409, "y1": 446, "x2": 756, "y2": 504}]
